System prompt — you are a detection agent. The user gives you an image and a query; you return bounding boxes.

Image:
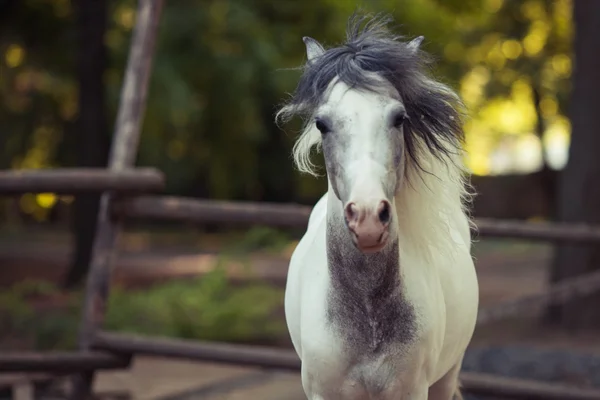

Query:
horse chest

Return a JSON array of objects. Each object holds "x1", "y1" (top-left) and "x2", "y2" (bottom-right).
[
  {"x1": 318, "y1": 285, "x2": 420, "y2": 399},
  {"x1": 326, "y1": 241, "x2": 417, "y2": 356},
  {"x1": 327, "y1": 286, "x2": 416, "y2": 355}
]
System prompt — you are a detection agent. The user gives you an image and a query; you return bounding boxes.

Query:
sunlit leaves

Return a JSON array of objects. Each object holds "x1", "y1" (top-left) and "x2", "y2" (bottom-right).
[
  {"x1": 485, "y1": 0, "x2": 504, "y2": 13},
  {"x1": 551, "y1": 54, "x2": 571, "y2": 77},
  {"x1": 502, "y1": 39, "x2": 523, "y2": 59},
  {"x1": 461, "y1": 66, "x2": 491, "y2": 108},
  {"x1": 523, "y1": 20, "x2": 549, "y2": 56},
  {"x1": 543, "y1": 116, "x2": 570, "y2": 169},
  {"x1": 16, "y1": 191, "x2": 68, "y2": 222},
  {"x1": 4, "y1": 44, "x2": 25, "y2": 68},
  {"x1": 431, "y1": 0, "x2": 485, "y2": 14},
  {"x1": 539, "y1": 95, "x2": 558, "y2": 118},
  {"x1": 444, "y1": 41, "x2": 467, "y2": 62},
  {"x1": 448, "y1": 0, "x2": 574, "y2": 174},
  {"x1": 51, "y1": 0, "x2": 71, "y2": 18},
  {"x1": 116, "y1": 5, "x2": 135, "y2": 30}
]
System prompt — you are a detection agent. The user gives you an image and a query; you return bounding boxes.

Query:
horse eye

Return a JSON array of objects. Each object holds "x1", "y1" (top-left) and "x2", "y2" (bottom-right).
[
  {"x1": 315, "y1": 119, "x2": 330, "y2": 134},
  {"x1": 393, "y1": 113, "x2": 407, "y2": 128}
]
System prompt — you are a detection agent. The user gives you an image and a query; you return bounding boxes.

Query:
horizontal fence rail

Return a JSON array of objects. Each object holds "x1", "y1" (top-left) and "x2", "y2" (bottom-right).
[
  {"x1": 477, "y1": 269, "x2": 600, "y2": 325},
  {"x1": 474, "y1": 217, "x2": 600, "y2": 244},
  {"x1": 93, "y1": 331, "x2": 600, "y2": 400},
  {"x1": 93, "y1": 331, "x2": 300, "y2": 371},
  {"x1": 0, "y1": 352, "x2": 131, "y2": 373},
  {"x1": 116, "y1": 195, "x2": 600, "y2": 244},
  {"x1": 113, "y1": 196, "x2": 600, "y2": 327},
  {"x1": 114, "y1": 196, "x2": 313, "y2": 228},
  {"x1": 0, "y1": 168, "x2": 165, "y2": 194}
]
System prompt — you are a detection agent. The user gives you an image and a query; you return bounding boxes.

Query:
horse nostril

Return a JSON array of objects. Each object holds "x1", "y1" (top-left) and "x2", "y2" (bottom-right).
[
  {"x1": 377, "y1": 200, "x2": 391, "y2": 224},
  {"x1": 344, "y1": 202, "x2": 358, "y2": 223}
]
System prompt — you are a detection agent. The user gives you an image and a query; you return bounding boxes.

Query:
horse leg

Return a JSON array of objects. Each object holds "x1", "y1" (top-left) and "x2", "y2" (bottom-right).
[
  {"x1": 427, "y1": 357, "x2": 463, "y2": 400},
  {"x1": 300, "y1": 366, "x2": 329, "y2": 400}
]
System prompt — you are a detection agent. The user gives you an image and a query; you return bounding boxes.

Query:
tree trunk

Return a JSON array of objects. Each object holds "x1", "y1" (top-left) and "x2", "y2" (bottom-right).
[
  {"x1": 0, "y1": 0, "x2": 17, "y2": 26},
  {"x1": 546, "y1": 0, "x2": 600, "y2": 328},
  {"x1": 63, "y1": 0, "x2": 109, "y2": 289},
  {"x1": 256, "y1": 67, "x2": 296, "y2": 203}
]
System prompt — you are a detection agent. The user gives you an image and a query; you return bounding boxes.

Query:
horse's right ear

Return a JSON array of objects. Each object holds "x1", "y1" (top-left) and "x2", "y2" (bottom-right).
[
  {"x1": 407, "y1": 36, "x2": 424, "y2": 54},
  {"x1": 303, "y1": 36, "x2": 325, "y2": 62}
]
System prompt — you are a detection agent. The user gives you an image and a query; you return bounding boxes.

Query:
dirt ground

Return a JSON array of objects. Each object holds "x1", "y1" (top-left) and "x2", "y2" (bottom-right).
[
  {"x1": 91, "y1": 357, "x2": 306, "y2": 400},
  {"x1": 1, "y1": 228, "x2": 599, "y2": 398}
]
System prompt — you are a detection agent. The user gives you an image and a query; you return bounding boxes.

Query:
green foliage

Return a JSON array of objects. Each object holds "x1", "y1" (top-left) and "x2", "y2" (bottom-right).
[
  {"x1": 222, "y1": 226, "x2": 292, "y2": 255},
  {"x1": 0, "y1": 0, "x2": 575, "y2": 214},
  {"x1": 0, "y1": 270, "x2": 285, "y2": 350},
  {"x1": 0, "y1": 285, "x2": 36, "y2": 336},
  {"x1": 105, "y1": 266, "x2": 284, "y2": 342},
  {"x1": 0, "y1": 279, "x2": 79, "y2": 350},
  {"x1": 32, "y1": 308, "x2": 79, "y2": 350}
]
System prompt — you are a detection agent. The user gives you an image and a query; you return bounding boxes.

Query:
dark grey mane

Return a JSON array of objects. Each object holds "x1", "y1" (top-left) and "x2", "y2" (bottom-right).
[{"x1": 279, "y1": 13, "x2": 466, "y2": 170}]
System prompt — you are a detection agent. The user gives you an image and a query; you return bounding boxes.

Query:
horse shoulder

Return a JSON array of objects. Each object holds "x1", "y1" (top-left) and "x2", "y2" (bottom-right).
[
  {"x1": 433, "y1": 210, "x2": 479, "y2": 381},
  {"x1": 285, "y1": 192, "x2": 330, "y2": 359}
]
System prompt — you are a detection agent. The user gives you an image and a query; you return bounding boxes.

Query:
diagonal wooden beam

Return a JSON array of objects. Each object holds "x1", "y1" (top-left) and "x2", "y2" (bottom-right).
[{"x1": 70, "y1": 1, "x2": 165, "y2": 398}]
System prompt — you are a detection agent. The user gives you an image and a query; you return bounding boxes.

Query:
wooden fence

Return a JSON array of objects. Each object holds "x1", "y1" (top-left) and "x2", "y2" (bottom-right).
[{"x1": 2, "y1": 1, "x2": 600, "y2": 399}]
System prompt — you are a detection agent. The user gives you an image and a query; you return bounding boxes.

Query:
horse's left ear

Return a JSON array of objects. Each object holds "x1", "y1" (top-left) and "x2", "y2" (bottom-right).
[
  {"x1": 407, "y1": 36, "x2": 424, "y2": 54},
  {"x1": 303, "y1": 36, "x2": 325, "y2": 62}
]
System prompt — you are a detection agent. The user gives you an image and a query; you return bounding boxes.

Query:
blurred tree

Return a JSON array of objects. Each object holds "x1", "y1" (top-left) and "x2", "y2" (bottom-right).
[
  {"x1": 63, "y1": 0, "x2": 110, "y2": 289},
  {"x1": 134, "y1": 0, "x2": 347, "y2": 202},
  {"x1": 1, "y1": 2, "x2": 65, "y2": 171},
  {"x1": 547, "y1": 0, "x2": 600, "y2": 328},
  {"x1": 0, "y1": 0, "x2": 76, "y2": 225},
  {"x1": 0, "y1": 0, "x2": 579, "y2": 226},
  {"x1": 458, "y1": 0, "x2": 571, "y2": 212}
]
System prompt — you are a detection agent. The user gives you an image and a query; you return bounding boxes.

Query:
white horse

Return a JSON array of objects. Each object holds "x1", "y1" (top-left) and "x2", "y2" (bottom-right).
[{"x1": 278, "y1": 14, "x2": 479, "y2": 400}]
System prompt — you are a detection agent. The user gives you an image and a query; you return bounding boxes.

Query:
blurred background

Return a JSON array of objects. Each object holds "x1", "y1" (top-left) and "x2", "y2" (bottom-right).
[{"x1": 1, "y1": 0, "x2": 600, "y2": 394}]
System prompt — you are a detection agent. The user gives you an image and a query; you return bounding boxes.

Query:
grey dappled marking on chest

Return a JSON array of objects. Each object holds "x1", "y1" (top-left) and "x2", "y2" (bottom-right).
[{"x1": 325, "y1": 222, "x2": 416, "y2": 356}]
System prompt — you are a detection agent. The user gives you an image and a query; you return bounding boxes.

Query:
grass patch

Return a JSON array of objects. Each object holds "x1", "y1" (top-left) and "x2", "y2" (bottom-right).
[
  {"x1": 105, "y1": 265, "x2": 284, "y2": 342},
  {"x1": 0, "y1": 267, "x2": 285, "y2": 351}
]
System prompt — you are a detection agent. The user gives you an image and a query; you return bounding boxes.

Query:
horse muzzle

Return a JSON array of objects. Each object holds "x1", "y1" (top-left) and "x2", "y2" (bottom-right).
[{"x1": 344, "y1": 199, "x2": 391, "y2": 254}]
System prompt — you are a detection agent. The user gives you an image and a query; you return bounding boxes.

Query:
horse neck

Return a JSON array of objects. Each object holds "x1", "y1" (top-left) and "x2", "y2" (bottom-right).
[
  {"x1": 395, "y1": 150, "x2": 472, "y2": 265},
  {"x1": 325, "y1": 190, "x2": 401, "y2": 296}
]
